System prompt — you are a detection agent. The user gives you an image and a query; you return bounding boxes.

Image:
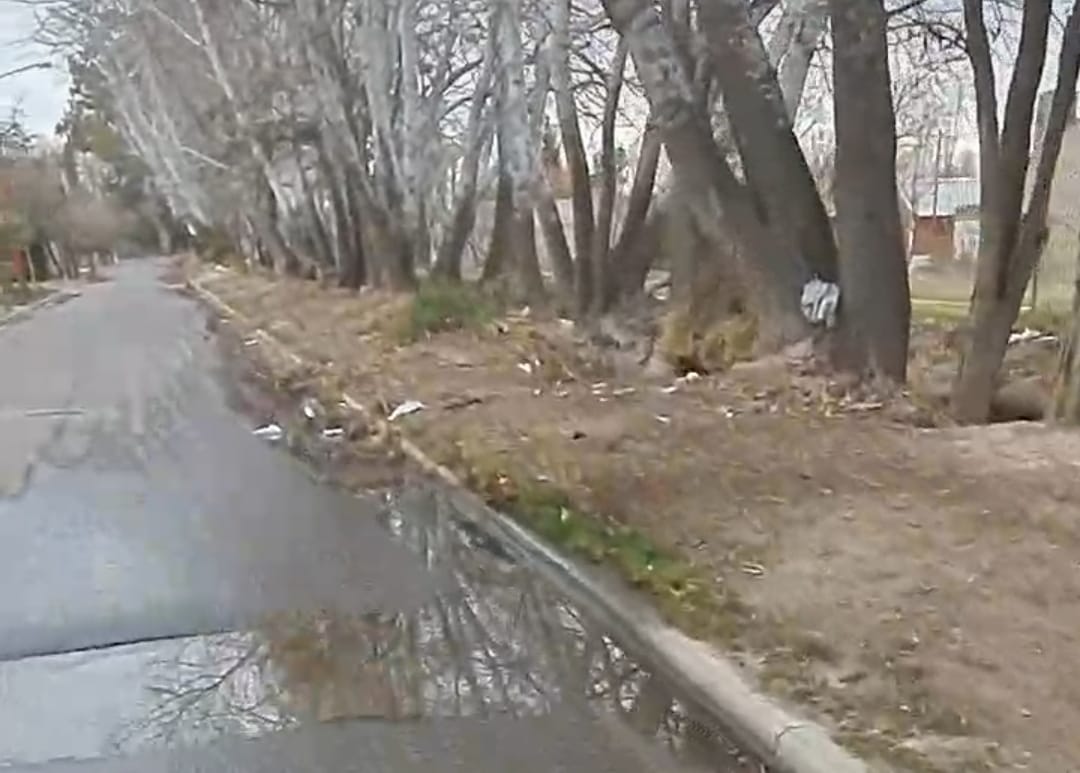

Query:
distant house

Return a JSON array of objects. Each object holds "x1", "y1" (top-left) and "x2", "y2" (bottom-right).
[{"x1": 908, "y1": 177, "x2": 980, "y2": 262}]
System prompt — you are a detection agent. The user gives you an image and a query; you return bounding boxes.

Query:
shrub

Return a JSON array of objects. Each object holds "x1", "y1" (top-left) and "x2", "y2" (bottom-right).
[{"x1": 400, "y1": 280, "x2": 495, "y2": 342}]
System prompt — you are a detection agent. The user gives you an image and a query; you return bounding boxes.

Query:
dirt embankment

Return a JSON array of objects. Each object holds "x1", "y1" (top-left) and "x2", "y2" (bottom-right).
[{"x1": 192, "y1": 264, "x2": 1080, "y2": 773}]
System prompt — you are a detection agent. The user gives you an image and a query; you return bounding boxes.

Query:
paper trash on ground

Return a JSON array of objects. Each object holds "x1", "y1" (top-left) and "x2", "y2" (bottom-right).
[
  {"x1": 253, "y1": 423, "x2": 284, "y2": 441},
  {"x1": 388, "y1": 400, "x2": 426, "y2": 422}
]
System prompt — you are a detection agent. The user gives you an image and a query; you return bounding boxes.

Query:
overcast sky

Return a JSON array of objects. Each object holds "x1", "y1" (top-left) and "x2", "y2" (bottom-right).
[{"x1": 0, "y1": 1, "x2": 69, "y2": 136}]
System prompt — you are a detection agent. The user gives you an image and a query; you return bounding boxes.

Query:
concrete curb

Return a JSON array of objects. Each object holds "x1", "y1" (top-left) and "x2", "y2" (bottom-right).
[
  {"x1": 0, "y1": 289, "x2": 77, "y2": 330},
  {"x1": 190, "y1": 275, "x2": 873, "y2": 773}
]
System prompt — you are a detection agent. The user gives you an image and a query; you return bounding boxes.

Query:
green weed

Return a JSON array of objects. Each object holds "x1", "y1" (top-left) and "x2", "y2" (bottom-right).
[{"x1": 399, "y1": 280, "x2": 496, "y2": 342}]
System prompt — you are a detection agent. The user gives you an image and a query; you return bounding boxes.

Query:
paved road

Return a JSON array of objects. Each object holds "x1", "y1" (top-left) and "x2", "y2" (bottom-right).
[{"x1": 0, "y1": 261, "x2": 755, "y2": 772}]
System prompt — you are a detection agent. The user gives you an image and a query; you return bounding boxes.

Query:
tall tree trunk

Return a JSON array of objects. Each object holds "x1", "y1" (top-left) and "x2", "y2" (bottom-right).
[
  {"x1": 535, "y1": 181, "x2": 577, "y2": 299},
  {"x1": 339, "y1": 165, "x2": 368, "y2": 288},
  {"x1": 432, "y1": 26, "x2": 497, "y2": 280},
  {"x1": 513, "y1": 207, "x2": 546, "y2": 303},
  {"x1": 777, "y1": 0, "x2": 828, "y2": 120},
  {"x1": 830, "y1": 0, "x2": 910, "y2": 381},
  {"x1": 550, "y1": 0, "x2": 595, "y2": 313},
  {"x1": 607, "y1": 124, "x2": 661, "y2": 305},
  {"x1": 1051, "y1": 234, "x2": 1080, "y2": 423},
  {"x1": 589, "y1": 39, "x2": 629, "y2": 315},
  {"x1": 482, "y1": 167, "x2": 513, "y2": 283},
  {"x1": 953, "y1": 0, "x2": 1079, "y2": 422},
  {"x1": 697, "y1": 0, "x2": 838, "y2": 283},
  {"x1": 495, "y1": 0, "x2": 546, "y2": 303}
]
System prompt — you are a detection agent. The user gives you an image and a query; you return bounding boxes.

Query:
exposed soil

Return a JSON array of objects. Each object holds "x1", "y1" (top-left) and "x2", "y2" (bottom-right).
[{"x1": 191, "y1": 262, "x2": 1080, "y2": 773}]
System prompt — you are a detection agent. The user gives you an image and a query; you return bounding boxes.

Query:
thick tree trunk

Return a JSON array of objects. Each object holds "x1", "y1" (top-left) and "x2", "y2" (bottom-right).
[
  {"x1": 513, "y1": 208, "x2": 546, "y2": 303},
  {"x1": 953, "y1": 0, "x2": 1079, "y2": 422},
  {"x1": 830, "y1": 0, "x2": 910, "y2": 381},
  {"x1": 495, "y1": 0, "x2": 545, "y2": 303},
  {"x1": 339, "y1": 166, "x2": 368, "y2": 288},
  {"x1": 602, "y1": 0, "x2": 811, "y2": 344},
  {"x1": 698, "y1": 0, "x2": 838, "y2": 283},
  {"x1": 482, "y1": 169, "x2": 513, "y2": 283}
]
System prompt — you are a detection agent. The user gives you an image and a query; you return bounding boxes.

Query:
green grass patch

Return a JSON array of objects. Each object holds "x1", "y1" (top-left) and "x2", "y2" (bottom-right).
[
  {"x1": 398, "y1": 280, "x2": 496, "y2": 343},
  {"x1": 459, "y1": 460, "x2": 748, "y2": 642}
]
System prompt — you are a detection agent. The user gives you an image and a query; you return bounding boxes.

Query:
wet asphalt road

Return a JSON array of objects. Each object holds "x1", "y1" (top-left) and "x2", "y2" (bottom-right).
[{"x1": 0, "y1": 261, "x2": 756, "y2": 772}]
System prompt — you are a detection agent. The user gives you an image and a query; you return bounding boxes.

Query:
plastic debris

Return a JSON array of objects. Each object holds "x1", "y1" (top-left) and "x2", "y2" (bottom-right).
[
  {"x1": 517, "y1": 361, "x2": 534, "y2": 375},
  {"x1": 654, "y1": 414, "x2": 672, "y2": 424},
  {"x1": 252, "y1": 423, "x2": 284, "y2": 441},
  {"x1": 321, "y1": 427, "x2": 345, "y2": 439},
  {"x1": 388, "y1": 400, "x2": 426, "y2": 422},
  {"x1": 740, "y1": 561, "x2": 766, "y2": 577},
  {"x1": 801, "y1": 277, "x2": 840, "y2": 328},
  {"x1": 301, "y1": 397, "x2": 323, "y2": 421},
  {"x1": 1008, "y1": 328, "x2": 1057, "y2": 345}
]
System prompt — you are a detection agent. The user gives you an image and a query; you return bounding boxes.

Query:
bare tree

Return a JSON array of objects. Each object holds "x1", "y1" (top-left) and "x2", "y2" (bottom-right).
[{"x1": 953, "y1": 0, "x2": 1080, "y2": 422}]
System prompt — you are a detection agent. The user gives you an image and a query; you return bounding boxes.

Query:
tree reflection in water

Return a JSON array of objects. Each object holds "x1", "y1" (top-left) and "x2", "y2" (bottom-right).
[{"x1": 115, "y1": 486, "x2": 756, "y2": 770}]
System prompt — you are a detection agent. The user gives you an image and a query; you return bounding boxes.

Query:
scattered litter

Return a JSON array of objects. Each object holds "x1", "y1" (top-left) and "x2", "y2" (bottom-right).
[
  {"x1": 1009, "y1": 328, "x2": 1057, "y2": 345},
  {"x1": 252, "y1": 423, "x2": 284, "y2": 441},
  {"x1": 1020, "y1": 707, "x2": 1033, "y2": 718},
  {"x1": 517, "y1": 361, "x2": 534, "y2": 375},
  {"x1": 243, "y1": 337, "x2": 259, "y2": 347},
  {"x1": 740, "y1": 561, "x2": 766, "y2": 577},
  {"x1": 654, "y1": 414, "x2": 671, "y2": 424},
  {"x1": 301, "y1": 397, "x2": 323, "y2": 420},
  {"x1": 612, "y1": 386, "x2": 636, "y2": 397},
  {"x1": 844, "y1": 400, "x2": 884, "y2": 413},
  {"x1": 801, "y1": 277, "x2": 840, "y2": 328},
  {"x1": 591, "y1": 381, "x2": 608, "y2": 392},
  {"x1": 680, "y1": 371, "x2": 703, "y2": 383},
  {"x1": 661, "y1": 384, "x2": 679, "y2": 395},
  {"x1": 388, "y1": 400, "x2": 426, "y2": 421},
  {"x1": 321, "y1": 427, "x2": 345, "y2": 439},
  {"x1": 558, "y1": 318, "x2": 574, "y2": 330}
]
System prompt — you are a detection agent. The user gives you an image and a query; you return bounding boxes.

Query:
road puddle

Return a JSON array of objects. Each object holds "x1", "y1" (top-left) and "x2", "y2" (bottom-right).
[
  {"x1": 103, "y1": 485, "x2": 760, "y2": 770},
  {"x1": 0, "y1": 483, "x2": 762, "y2": 772}
]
